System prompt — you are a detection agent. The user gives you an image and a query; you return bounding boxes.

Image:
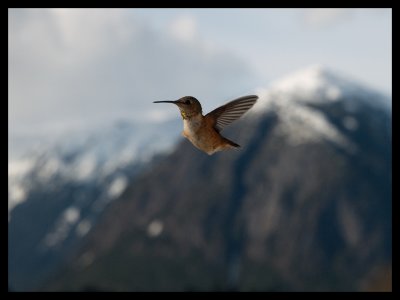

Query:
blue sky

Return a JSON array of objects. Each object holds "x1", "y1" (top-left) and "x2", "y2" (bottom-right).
[
  {"x1": 9, "y1": 8, "x2": 391, "y2": 138},
  {"x1": 134, "y1": 8, "x2": 391, "y2": 90}
]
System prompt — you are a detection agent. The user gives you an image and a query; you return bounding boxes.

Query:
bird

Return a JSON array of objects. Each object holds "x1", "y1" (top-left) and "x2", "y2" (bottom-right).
[{"x1": 153, "y1": 95, "x2": 258, "y2": 155}]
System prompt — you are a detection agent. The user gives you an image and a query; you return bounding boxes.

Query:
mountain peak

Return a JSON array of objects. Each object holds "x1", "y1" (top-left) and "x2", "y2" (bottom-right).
[
  {"x1": 250, "y1": 65, "x2": 391, "y2": 153},
  {"x1": 254, "y1": 65, "x2": 390, "y2": 116},
  {"x1": 274, "y1": 65, "x2": 343, "y2": 101}
]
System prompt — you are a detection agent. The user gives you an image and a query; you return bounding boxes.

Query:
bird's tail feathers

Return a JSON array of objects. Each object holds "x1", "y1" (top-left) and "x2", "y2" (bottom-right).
[{"x1": 224, "y1": 138, "x2": 240, "y2": 148}]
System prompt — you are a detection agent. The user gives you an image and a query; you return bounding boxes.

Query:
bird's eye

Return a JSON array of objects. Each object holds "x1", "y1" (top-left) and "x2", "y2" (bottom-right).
[{"x1": 185, "y1": 99, "x2": 191, "y2": 105}]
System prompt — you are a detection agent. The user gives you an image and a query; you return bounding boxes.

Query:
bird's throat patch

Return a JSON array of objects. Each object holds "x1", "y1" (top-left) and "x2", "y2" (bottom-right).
[{"x1": 180, "y1": 111, "x2": 187, "y2": 120}]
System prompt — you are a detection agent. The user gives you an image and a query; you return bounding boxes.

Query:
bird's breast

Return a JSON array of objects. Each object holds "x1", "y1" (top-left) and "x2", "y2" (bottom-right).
[
  {"x1": 183, "y1": 114, "x2": 203, "y2": 137},
  {"x1": 182, "y1": 114, "x2": 225, "y2": 154}
]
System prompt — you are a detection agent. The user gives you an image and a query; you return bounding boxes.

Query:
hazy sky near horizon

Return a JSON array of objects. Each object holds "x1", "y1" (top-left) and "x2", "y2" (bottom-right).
[{"x1": 9, "y1": 8, "x2": 391, "y2": 136}]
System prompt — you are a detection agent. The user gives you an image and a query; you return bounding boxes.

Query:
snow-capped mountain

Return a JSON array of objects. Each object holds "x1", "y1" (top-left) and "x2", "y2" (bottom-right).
[
  {"x1": 9, "y1": 119, "x2": 181, "y2": 214},
  {"x1": 8, "y1": 118, "x2": 181, "y2": 290},
  {"x1": 252, "y1": 65, "x2": 391, "y2": 151},
  {"x1": 43, "y1": 66, "x2": 390, "y2": 291},
  {"x1": 9, "y1": 66, "x2": 392, "y2": 291}
]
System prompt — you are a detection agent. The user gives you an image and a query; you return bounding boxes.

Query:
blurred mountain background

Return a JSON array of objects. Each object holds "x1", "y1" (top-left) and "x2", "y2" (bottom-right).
[
  {"x1": 9, "y1": 66, "x2": 392, "y2": 291},
  {"x1": 9, "y1": 9, "x2": 391, "y2": 292}
]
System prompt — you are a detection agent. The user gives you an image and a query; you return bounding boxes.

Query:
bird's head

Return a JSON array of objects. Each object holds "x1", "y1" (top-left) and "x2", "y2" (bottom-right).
[{"x1": 153, "y1": 96, "x2": 202, "y2": 119}]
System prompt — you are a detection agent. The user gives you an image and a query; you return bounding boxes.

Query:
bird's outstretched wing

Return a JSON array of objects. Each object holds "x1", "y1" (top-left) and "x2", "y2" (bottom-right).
[{"x1": 205, "y1": 95, "x2": 258, "y2": 132}]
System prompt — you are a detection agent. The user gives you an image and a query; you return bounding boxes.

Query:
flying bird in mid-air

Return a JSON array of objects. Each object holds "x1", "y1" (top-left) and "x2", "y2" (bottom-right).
[{"x1": 153, "y1": 95, "x2": 258, "y2": 155}]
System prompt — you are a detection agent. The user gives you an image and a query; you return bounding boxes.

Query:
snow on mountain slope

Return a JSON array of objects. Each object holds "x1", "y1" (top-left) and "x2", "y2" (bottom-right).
[
  {"x1": 9, "y1": 65, "x2": 391, "y2": 219},
  {"x1": 252, "y1": 65, "x2": 390, "y2": 151},
  {"x1": 8, "y1": 118, "x2": 181, "y2": 218},
  {"x1": 256, "y1": 65, "x2": 391, "y2": 108}
]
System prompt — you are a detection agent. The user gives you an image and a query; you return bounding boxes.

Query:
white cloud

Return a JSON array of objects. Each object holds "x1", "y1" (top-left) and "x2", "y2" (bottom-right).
[
  {"x1": 302, "y1": 8, "x2": 353, "y2": 27},
  {"x1": 169, "y1": 15, "x2": 197, "y2": 42},
  {"x1": 49, "y1": 9, "x2": 134, "y2": 64},
  {"x1": 9, "y1": 9, "x2": 255, "y2": 142},
  {"x1": 147, "y1": 108, "x2": 176, "y2": 123}
]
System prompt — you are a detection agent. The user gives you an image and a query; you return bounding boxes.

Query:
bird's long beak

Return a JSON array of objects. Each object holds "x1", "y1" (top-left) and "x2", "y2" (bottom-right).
[{"x1": 153, "y1": 100, "x2": 178, "y2": 104}]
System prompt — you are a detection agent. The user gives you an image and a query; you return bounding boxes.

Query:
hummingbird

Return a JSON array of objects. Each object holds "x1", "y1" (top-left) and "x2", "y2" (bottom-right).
[{"x1": 153, "y1": 95, "x2": 258, "y2": 155}]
